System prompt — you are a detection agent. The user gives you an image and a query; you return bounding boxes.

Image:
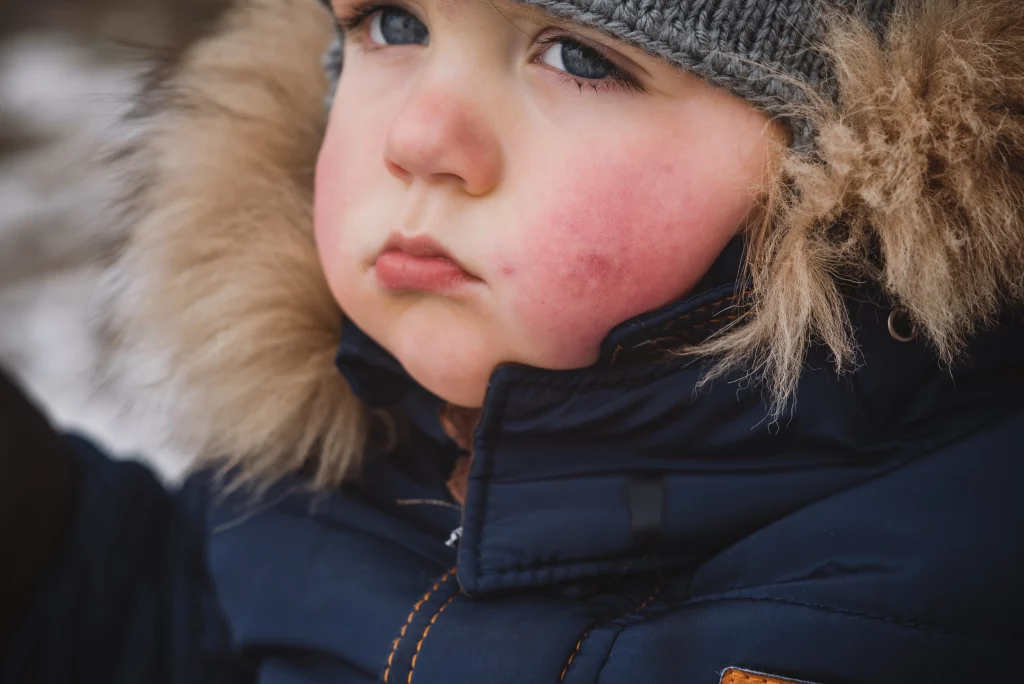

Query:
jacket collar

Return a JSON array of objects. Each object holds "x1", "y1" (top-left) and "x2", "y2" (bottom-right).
[{"x1": 335, "y1": 240, "x2": 1024, "y2": 595}]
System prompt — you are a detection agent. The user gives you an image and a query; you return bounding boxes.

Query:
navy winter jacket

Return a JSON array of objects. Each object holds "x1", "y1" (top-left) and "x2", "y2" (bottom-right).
[{"x1": 3, "y1": 244, "x2": 1023, "y2": 683}]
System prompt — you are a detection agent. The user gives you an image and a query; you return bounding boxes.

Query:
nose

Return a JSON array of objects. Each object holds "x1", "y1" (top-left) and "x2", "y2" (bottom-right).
[{"x1": 384, "y1": 78, "x2": 503, "y2": 196}]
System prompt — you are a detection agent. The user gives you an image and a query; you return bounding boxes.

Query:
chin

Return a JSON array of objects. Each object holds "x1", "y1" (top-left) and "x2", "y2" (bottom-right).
[
  {"x1": 397, "y1": 342, "x2": 491, "y2": 407},
  {"x1": 382, "y1": 304, "x2": 496, "y2": 408}
]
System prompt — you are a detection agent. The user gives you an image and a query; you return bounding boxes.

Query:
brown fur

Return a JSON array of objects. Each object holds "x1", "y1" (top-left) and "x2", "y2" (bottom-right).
[
  {"x1": 103, "y1": 0, "x2": 372, "y2": 488},
  {"x1": 701, "y1": 0, "x2": 1024, "y2": 413},
  {"x1": 105, "y1": 0, "x2": 1024, "y2": 486}
]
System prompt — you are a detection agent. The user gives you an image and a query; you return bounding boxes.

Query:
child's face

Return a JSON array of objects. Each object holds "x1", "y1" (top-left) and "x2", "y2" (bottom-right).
[{"x1": 316, "y1": 0, "x2": 776, "y2": 407}]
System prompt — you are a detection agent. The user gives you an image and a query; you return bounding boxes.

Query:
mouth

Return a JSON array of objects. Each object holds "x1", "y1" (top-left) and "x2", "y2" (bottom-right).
[{"x1": 373, "y1": 234, "x2": 480, "y2": 292}]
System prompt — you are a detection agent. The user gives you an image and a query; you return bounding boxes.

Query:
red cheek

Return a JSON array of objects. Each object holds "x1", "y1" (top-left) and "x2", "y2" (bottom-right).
[
  {"x1": 503, "y1": 149, "x2": 735, "y2": 369},
  {"x1": 564, "y1": 253, "x2": 617, "y2": 295}
]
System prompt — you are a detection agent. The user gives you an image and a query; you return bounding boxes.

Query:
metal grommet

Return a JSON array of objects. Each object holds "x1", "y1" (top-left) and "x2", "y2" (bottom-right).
[{"x1": 887, "y1": 307, "x2": 918, "y2": 343}]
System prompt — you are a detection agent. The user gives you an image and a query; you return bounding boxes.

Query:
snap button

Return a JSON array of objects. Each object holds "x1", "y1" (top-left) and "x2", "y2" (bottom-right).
[{"x1": 887, "y1": 307, "x2": 918, "y2": 343}]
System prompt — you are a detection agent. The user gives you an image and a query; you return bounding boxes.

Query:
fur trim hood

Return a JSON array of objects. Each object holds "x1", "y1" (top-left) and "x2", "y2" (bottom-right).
[
  {"x1": 103, "y1": 0, "x2": 1024, "y2": 485},
  {"x1": 104, "y1": 0, "x2": 367, "y2": 486}
]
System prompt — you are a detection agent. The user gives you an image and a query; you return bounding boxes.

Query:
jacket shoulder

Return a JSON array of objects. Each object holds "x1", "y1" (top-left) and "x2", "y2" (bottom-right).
[{"x1": 594, "y1": 412, "x2": 1024, "y2": 684}]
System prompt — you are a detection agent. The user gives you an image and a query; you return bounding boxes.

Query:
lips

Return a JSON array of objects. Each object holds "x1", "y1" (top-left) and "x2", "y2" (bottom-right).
[{"x1": 374, "y1": 234, "x2": 478, "y2": 292}]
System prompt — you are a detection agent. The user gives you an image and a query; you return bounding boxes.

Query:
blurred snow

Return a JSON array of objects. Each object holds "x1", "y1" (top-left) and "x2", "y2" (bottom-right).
[{"x1": 0, "y1": 28, "x2": 189, "y2": 480}]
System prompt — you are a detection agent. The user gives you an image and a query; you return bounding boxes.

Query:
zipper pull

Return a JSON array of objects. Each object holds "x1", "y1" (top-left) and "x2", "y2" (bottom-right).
[{"x1": 445, "y1": 526, "x2": 463, "y2": 548}]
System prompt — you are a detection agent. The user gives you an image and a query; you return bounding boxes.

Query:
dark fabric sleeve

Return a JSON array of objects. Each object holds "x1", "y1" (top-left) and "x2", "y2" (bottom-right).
[
  {"x1": 0, "y1": 369, "x2": 77, "y2": 647},
  {"x1": 1, "y1": 370, "x2": 249, "y2": 684}
]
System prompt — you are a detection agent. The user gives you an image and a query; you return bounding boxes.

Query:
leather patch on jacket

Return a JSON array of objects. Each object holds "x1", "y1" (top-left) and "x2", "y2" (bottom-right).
[{"x1": 721, "y1": 667, "x2": 820, "y2": 684}]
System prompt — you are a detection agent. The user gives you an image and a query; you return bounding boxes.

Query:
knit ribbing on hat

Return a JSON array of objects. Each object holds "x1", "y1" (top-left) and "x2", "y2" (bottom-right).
[{"x1": 517, "y1": 0, "x2": 897, "y2": 148}]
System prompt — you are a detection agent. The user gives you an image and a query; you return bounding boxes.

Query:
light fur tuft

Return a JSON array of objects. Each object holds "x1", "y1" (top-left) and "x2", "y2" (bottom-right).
[
  {"x1": 103, "y1": 0, "x2": 371, "y2": 488},
  {"x1": 701, "y1": 0, "x2": 1024, "y2": 412}
]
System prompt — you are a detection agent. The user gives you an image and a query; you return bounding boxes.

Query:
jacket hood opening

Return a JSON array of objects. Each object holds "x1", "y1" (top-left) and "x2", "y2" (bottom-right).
[{"x1": 101, "y1": 0, "x2": 1024, "y2": 488}]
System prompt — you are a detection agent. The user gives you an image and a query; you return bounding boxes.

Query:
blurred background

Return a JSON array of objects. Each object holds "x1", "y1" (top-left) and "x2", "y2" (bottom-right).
[{"x1": 0, "y1": 0, "x2": 216, "y2": 478}]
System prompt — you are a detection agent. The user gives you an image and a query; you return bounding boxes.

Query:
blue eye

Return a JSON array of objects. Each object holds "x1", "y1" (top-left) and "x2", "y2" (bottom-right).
[
  {"x1": 540, "y1": 39, "x2": 615, "y2": 80},
  {"x1": 369, "y1": 7, "x2": 429, "y2": 46}
]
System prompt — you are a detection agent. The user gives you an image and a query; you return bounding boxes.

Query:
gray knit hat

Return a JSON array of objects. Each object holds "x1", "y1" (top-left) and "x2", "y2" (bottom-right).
[{"x1": 320, "y1": 0, "x2": 898, "y2": 148}]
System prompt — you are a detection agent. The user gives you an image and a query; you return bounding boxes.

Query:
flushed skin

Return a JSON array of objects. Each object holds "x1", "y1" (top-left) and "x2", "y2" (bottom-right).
[
  {"x1": 314, "y1": 0, "x2": 774, "y2": 406},
  {"x1": 1, "y1": 0, "x2": 1023, "y2": 683}
]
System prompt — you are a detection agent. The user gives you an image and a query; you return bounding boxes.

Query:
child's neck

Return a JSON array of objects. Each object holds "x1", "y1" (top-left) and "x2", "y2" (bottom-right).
[{"x1": 439, "y1": 403, "x2": 482, "y2": 505}]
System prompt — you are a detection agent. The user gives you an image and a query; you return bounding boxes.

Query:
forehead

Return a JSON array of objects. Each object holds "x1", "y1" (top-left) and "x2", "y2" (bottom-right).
[
  {"x1": 465, "y1": 0, "x2": 586, "y2": 30},
  {"x1": 325, "y1": 0, "x2": 583, "y2": 31}
]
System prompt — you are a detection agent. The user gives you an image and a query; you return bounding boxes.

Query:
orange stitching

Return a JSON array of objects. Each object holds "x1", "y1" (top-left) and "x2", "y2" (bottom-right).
[
  {"x1": 691, "y1": 312, "x2": 743, "y2": 330},
  {"x1": 632, "y1": 582, "x2": 663, "y2": 613},
  {"x1": 383, "y1": 568, "x2": 456, "y2": 683},
  {"x1": 661, "y1": 293, "x2": 746, "y2": 326},
  {"x1": 558, "y1": 628, "x2": 594, "y2": 683},
  {"x1": 663, "y1": 294, "x2": 748, "y2": 329},
  {"x1": 709, "y1": 313, "x2": 744, "y2": 324},
  {"x1": 407, "y1": 593, "x2": 457, "y2": 684},
  {"x1": 621, "y1": 292, "x2": 749, "y2": 342},
  {"x1": 558, "y1": 578, "x2": 665, "y2": 683},
  {"x1": 610, "y1": 292, "x2": 752, "y2": 365}
]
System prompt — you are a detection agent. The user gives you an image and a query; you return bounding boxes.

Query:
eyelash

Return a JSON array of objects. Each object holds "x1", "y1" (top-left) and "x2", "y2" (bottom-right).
[
  {"x1": 336, "y1": 2, "x2": 389, "y2": 34},
  {"x1": 534, "y1": 35, "x2": 644, "y2": 95},
  {"x1": 333, "y1": 2, "x2": 645, "y2": 95}
]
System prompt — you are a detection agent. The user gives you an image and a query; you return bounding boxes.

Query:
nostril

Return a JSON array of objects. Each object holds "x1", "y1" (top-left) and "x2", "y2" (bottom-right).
[
  {"x1": 437, "y1": 172, "x2": 466, "y2": 189},
  {"x1": 384, "y1": 158, "x2": 411, "y2": 182}
]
